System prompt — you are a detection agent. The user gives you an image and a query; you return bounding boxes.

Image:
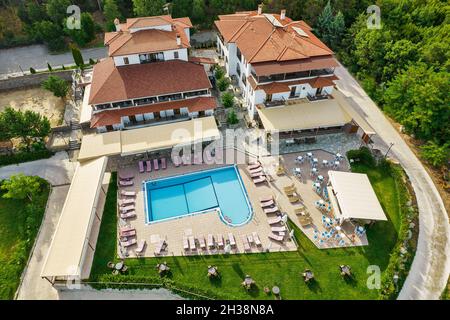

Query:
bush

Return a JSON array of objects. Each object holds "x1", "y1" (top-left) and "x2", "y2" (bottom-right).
[
  {"x1": 29, "y1": 67, "x2": 36, "y2": 74},
  {"x1": 42, "y1": 75, "x2": 69, "y2": 98},
  {"x1": 47, "y1": 63, "x2": 52, "y2": 71},
  {"x1": 217, "y1": 77, "x2": 230, "y2": 92},
  {"x1": 214, "y1": 67, "x2": 225, "y2": 80},
  {"x1": 347, "y1": 147, "x2": 376, "y2": 167},
  {"x1": 420, "y1": 141, "x2": 449, "y2": 167},
  {"x1": 0, "y1": 150, "x2": 53, "y2": 167},
  {"x1": 221, "y1": 92, "x2": 234, "y2": 108},
  {"x1": 227, "y1": 110, "x2": 239, "y2": 125}
]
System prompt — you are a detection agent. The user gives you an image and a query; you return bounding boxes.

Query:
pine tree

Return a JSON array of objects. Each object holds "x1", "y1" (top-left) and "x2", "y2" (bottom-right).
[{"x1": 132, "y1": 0, "x2": 165, "y2": 17}]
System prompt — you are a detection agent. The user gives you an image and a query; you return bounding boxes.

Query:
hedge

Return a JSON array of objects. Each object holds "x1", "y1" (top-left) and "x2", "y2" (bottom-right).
[{"x1": 0, "y1": 150, "x2": 54, "y2": 167}]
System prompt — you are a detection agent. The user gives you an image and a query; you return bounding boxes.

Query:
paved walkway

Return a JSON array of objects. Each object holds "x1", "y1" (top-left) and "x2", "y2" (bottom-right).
[
  {"x1": 0, "y1": 44, "x2": 107, "y2": 76},
  {"x1": 334, "y1": 64, "x2": 450, "y2": 300}
]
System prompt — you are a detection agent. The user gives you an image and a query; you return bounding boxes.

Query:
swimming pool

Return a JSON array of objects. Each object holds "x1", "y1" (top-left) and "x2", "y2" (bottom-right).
[{"x1": 144, "y1": 165, "x2": 253, "y2": 226}]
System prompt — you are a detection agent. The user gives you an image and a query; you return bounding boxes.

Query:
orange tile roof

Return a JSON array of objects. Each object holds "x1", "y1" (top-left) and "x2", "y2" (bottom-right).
[
  {"x1": 90, "y1": 96, "x2": 216, "y2": 128},
  {"x1": 188, "y1": 56, "x2": 217, "y2": 64},
  {"x1": 250, "y1": 75, "x2": 339, "y2": 93},
  {"x1": 215, "y1": 11, "x2": 333, "y2": 64},
  {"x1": 252, "y1": 56, "x2": 339, "y2": 76},
  {"x1": 89, "y1": 58, "x2": 212, "y2": 105},
  {"x1": 126, "y1": 15, "x2": 173, "y2": 29}
]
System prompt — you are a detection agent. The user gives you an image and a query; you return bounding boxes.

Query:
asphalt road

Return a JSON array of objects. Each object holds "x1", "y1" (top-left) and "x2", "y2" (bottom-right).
[
  {"x1": 0, "y1": 44, "x2": 107, "y2": 75},
  {"x1": 334, "y1": 64, "x2": 450, "y2": 300}
]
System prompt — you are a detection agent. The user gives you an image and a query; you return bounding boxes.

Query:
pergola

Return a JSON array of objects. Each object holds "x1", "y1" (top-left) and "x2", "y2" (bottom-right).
[{"x1": 328, "y1": 170, "x2": 387, "y2": 223}]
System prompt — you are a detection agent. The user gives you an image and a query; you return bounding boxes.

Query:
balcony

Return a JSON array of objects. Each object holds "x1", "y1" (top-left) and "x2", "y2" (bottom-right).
[
  {"x1": 264, "y1": 98, "x2": 285, "y2": 108},
  {"x1": 123, "y1": 114, "x2": 190, "y2": 129},
  {"x1": 307, "y1": 93, "x2": 330, "y2": 102}
]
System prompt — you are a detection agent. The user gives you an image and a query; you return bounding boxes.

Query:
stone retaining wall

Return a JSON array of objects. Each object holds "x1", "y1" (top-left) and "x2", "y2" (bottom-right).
[{"x1": 0, "y1": 70, "x2": 72, "y2": 91}]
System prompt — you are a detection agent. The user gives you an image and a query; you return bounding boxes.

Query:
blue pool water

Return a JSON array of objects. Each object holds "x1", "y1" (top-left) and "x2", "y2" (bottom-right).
[{"x1": 144, "y1": 166, "x2": 252, "y2": 226}]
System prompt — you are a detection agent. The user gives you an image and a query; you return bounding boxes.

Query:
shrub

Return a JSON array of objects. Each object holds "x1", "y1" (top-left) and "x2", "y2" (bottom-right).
[
  {"x1": 47, "y1": 63, "x2": 52, "y2": 72},
  {"x1": 0, "y1": 150, "x2": 53, "y2": 167},
  {"x1": 217, "y1": 77, "x2": 230, "y2": 92},
  {"x1": 29, "y1": 67, "x2": 36, "y2": 74},
  {"x1": 70, "y1": 43, "x2": 85, "y2": 69},
  {"x1": 89, "y1": 58, "x2": 96, "y2": 65},
  {"x1": 1, "y1": 174, "x2": 42, "y2": 201},
  {"x1": 347, "y1": 147, "x2": 376, "y2": 167},
  {"x1": 420, "y1": 141, "x2": 449, "y2": 167},
  {"x1": 42, "y1": 75, "x2": 69, "y2": 98},
  {"x1": 221, "y1": 92, "x2": 234, "y2": 109},
  {"x1": 214, "y1": 67, "x2": 225, "y2": 80},
  {"x1": 227, "y1": 110, "x2": 239, "y2": 125}
]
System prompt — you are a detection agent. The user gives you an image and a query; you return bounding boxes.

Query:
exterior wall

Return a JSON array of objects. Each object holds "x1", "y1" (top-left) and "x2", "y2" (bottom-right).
[
  {"x1": 113, "y1": 48, "x2": 188, "y2": 66},
  {"x1": 114, "y1": 54, "x2": 141, "y2": 66},
  {"x1": 184, "y1": 28, "x2": 190, "y2": 41},
  {"x1": 163, "y1": 48, "x2": 188, "y2": 61}
]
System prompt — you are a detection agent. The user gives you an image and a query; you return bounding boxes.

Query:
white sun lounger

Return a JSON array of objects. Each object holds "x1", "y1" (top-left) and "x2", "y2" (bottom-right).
[
  {"x1": 207, "y1": 234, "x2": 214, "y2": 248},
  {"x1": 119, "y1": 229, "x2": 136, "y2": 237},
  {"x1": 194, "y1": 153, "x2": 202, "y2": 164},
  {"x1": 182, "y1": 155, "x2": 190, "y2": 165},
  {"x1": 250, "y1": 171, "x2": 264, "y2": 178},
  {"x1": 249, "y1": 166, "x2": 263, "y2": 174},
  {"x1": 134, "y1": 240, "x2": 146, "y2": 256},
  {"x1": 260, "y1": 195, "x2": 273, "y2": 203},
  {"x1": 268, "y1": 233, "x2": 284, "y2": 242},
  {"x1": 242, "y1": 235, "x2": 251, "y2": 252},
  {"x1": 121, "y1": 238, "x2": 137, "y2": 247},
  {"x1": 146, "y1": 160, "x2": 152, "y2": 172},
  {"x1": 120, "y1": 211, "x2": 136, "y2": 219},
  {"x1": 253, "y1": 176, "x2": 266, "y2": 184},
  {"x1": 173, "y1": 155, "x2": 181, "y2": 167},
  {"x1": 121, "y1": 190, "x2": 136, "y2": 197},
  {"x1": 271, "y1": 226, "x2": 287, "y2": 233},
  {"x1": 267, "y1": 216, "x2": 282, "y2": 225},
  {"x1": 248, "y1": 162, "x2": 261, "y2": 170},
  {"x1": 217, "y1": 234, "x2": 224, "y2": 248},
  {"x1": 260, "y1": 199, "x2": 275, "y2": 208},
  {"x1": 138, "y1": 161, "x2": 145, "y2": 173},
  {"x1": 252, "y1": 232, "x2": 262, "y2": 246},
  {"x1": 119, "y1": 172, "x2": 134, "y2": 180},
  {"x1": 264, "y1": 206, "x2": 279, "y2": 214},
  {"x1": 119, "y1": 205, "x2": 135, "y2": 213},
  {"x1": 188, "y1": 235, "x2": 196, "y2": 250},
  {"x1": 153, "y1": 158, "x2": 159, "y2": 171},
  {"x1": 154, "y1": 240, "x2": 166, "y2": 255},
  {"x1": 183, "y1": 236, "x2": 189, "y2": 251},
  {"x1": 198, "y1": 235, "x2": 206, "y2": 250},
  {"x1": 228, "y1": 233, "x2": 236, "y2": 247},
  {"x1": 161, "y1": 157, "x2": 167, "y2": 169},
  {"x1": 119, "y1": 198, "x2": 135, "y2": 206},
  {"x1": 119, "y1": 180, "x2": 134, "y2": 187}
]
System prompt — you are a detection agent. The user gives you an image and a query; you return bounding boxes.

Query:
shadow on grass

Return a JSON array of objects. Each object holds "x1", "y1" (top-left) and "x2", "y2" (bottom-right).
[
  {"x1": 232, "y1": 262, "x2": 245, "y2": 279},
  {"x1": 305, "y1": 279, "x2": 322, "y2": 293}
]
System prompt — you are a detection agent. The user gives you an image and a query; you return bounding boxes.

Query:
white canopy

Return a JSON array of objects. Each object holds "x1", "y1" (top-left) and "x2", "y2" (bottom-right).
[{"x1": 328, "y1": 170, "x2": 387, "y2": 221}]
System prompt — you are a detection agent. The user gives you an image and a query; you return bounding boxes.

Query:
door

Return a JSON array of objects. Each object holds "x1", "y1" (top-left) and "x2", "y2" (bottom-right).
[
  {"x1": 316, "y1": 87, "x2": 323, "y2": 96},
  {"x1": 129, "y1": 115, "x2": 137, "y2": 123},
  {"x1": 290, "y1": 86, "x2": 296, "y2": 98},
  {"x1": 266, "y1": 93, "x2": 272, "y2": 102}
]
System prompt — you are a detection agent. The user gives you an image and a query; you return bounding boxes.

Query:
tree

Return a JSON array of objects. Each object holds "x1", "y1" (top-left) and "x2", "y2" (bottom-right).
[
  {"x1": 217, "y1": 77, "x2": 230, "y2": 91},
  {"x1": 227, "y1": 109, "x2": 238, "y2": 125},
  {"x1": 46, "y1": 0, "x2": 71, "y2": 25},
  {"x1": 104, "y1": 0, "x2": 122, "y2": 31},
  {"x1": 192, "y1": 0, "x2": 206, "y2": 25},
  {"x1": 70, "y1": 44, "x2": 85, "y2": 68},
  {"x1": 172, "y1": 0, "x2": 192, "y2": 18},
  {"x1": 420, "y1": 141, "x2": 450, "y2": 168},
  {"x1": 42, "y1": 76, "x2": 70, "y2": 98},
  {"x1": 214, "y1": 67, "x2": 225, "y2": 80},
  {"x1": 33, "y1": 20, "x2": 66, "y2": 52},
  {"x1": 221, "y1": 91, "x2": 234, "y2": 108},
  {"x1": 1, "y1": 174, "x2": 42, "y2": 202},
  {"x1": 314, "y1": 1, "x2": 345, "y2": 49},
  {"x1": 0, "y1": 107, "x2": 51, "y2": 151},
  {"x1": 132, "y1": 0, "x2": 165, "y2": 17}
]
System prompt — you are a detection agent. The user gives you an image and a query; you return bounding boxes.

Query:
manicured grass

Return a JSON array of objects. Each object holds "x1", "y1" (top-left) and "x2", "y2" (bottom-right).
[
  {"x1": 90, "y1": 162, "x2": 408, "y2": 299},
  {"x1": 0, "y1": 179, "x2": 49, "y2": 299}
]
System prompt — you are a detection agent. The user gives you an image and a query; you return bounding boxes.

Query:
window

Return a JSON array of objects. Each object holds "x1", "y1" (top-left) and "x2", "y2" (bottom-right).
[
  {"x1": 236, "y1": 47, "x2": 242, "y2": 62},
  {"x1": 123, "y1": 57, "x2": 129, "y2": 65},
  {"x1": 139, "y1": 52, "x2": 164, "y2": 64},
  {"x1": 183, "y1": 90, "x2": 208, "y2": 98},
  {"x1": 174, "y1": 51, "x2": 179, "y2": 59},
  {"x1": 236, "y1": 64, "x2": 241, "y2": 77}
]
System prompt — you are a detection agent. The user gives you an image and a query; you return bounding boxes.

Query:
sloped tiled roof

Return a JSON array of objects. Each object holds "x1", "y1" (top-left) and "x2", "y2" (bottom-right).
[{"x1": 89, "y1": 58, "x2": 211, "y2": 105}]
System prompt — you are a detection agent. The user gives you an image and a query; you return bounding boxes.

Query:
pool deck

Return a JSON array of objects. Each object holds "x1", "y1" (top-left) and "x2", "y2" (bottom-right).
[{"x1": 116, "y1": 149, "x2": 368, "y2": 258}]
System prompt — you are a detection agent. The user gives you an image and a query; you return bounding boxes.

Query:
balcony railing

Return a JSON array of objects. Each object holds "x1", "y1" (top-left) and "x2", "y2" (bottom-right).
[
  {"x1": 307, "y1": 93, "x2": 330, "y2": 102},
  {"x1": 123, "y1": 114, "x2": 190, "y2": 129},
  {"x1": 264, "y1": 98, "x2": 285, "y2": 108}
]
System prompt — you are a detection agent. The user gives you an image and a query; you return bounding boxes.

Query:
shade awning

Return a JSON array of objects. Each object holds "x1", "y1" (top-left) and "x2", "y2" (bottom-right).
[
  {"x1": 257, "y1": 100, "x2": 352, "y2": 133},
  {"x1": 78, "y1": 117, "x2": 220, "y2": 161},
  {"x1": 328, "y1": 170, "x2": 387, "y2": 221},
  {"x1": 41, "y1": 156, "x2": 108, "y2": 279}
]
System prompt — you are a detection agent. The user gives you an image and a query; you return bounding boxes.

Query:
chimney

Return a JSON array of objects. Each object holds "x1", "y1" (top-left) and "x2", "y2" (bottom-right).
[
  {"x1": 257, "y1": 4, "x2": 263, "y2": 15},
  {"x1": 114, "y1": 18, "x2": 121, "y2": 31},
  {"x1": 280, "y1": 9, "x2": 286, "y2": 20},
  {"x1": 176, "y1": 34, "x2": 181, "y2": 46}
]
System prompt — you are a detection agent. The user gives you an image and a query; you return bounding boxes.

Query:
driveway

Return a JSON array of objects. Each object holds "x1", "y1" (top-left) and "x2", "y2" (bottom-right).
[
  {"x1": 334, "y1": 64, "x2": 450, "y2": 300},
  {"x1": 0, "y1": 44, "x2": 107, "y2": 75}
]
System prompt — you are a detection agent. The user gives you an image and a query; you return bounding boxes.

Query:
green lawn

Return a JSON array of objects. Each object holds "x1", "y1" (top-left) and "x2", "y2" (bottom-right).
[
  {"x1": 0, "y1": 179, "x2": 49, "y2": 299},
  {"x1": 90, "y1": 160, "x2": 409, "y2": 299}
]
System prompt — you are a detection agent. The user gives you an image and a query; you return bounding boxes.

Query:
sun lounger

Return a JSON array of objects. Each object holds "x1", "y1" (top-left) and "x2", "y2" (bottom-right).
[
  {"x1": 198, "y1": 235, "x2": 206, "y2": 250},
  {"x1": 249, "y1": 166, "x2": 263, "y2": 174},
  {"x1": 264, "y1": 206, "x2": 279, "y2": 214},
  {"x1": 120, "y1": 211, "x2": 136, "y2": 219},
  {"x1": 250, "y1": 172, "x2": 265, "y2": 178},
  {"x1": 268, "y1": 233, "x2": 284, "y2": 242},
  {"x1": 138, "y1": 161, "x2": 145, "y2": 173},
  {"x1": 173, "y1": 155, "x2": 181, "y2": 167},
  {"x1": 154, "y1": 240, "x2": 166, "y2": 255},
  {"x1": 182, "y1": 155, "x2": 190, "y2": 165},
  {"x1": 207, "y1": 234, "x2": 214, "y2": 248},
  {"x1": 260, "y1": 199, "x2": 275, "y2": 208},
  {"x1": 134, "y1": 240, "x2": 146, "y2": 256},
  {"x1": 288, "y1": 194, "x2": 300, "y2": 203},
  {"x1": 119, "y1": 172, "x2": 134, "y2": 180},
  {"x1": 242, "y1": 235, "x2": 251, "y2": 252},
  {"x1": 247, "y1": 234, "x2": 255, "y2": 246},
  {"x1": 267, "y1": 216, "x2": 282, "y2": 225},
  {"x1": 247, "y1": 162, "x2": 261, "y2": 170},
  {"x1": 228, "y1": 233, "x2": 236, "y2": 247},
  {"x1": 119, "y1": 205, "x2": 135, "y2": 213},
  {"x1": 119, "y1": 198, "x2": 135, "y2": 206},
  {"x1": 120, "y1": 229, "x2": 136, "y2": 237},
  {"x1": 183, "y1": 236, "x2": 189, "y2": 251},
  {"x1": 283, "y1": 183, "x2": 295, "y2": 192},
  {"x1": 253, "y1": 176, "x2": 266, "y2": 184},
  {"x1": 120, "y1": 190, "x2": 136, "y2": 197},
  {"x1": 153, "y1": 158, "x2": 159, "y2": 171},
  {"x1": 260, "y1": 195, "x2": 273, "y2": 203},
  {"x1": 252, "y1": 232, "x2": 262, "y2": 246},
  {"x1": 271, "y1": 226, "x2": 287, "y2": 233},
  {"x1": 121, "y1": 238, "x2": 137, "y2": 247},
  {"x1": 276, "y1": 166, "x2": 285, "y2": 176},
  {"x1": 194, "y1": 153, "x2": 202, "y2": 164},
  {"x1": 188, "y1": 235, "x2": 196, "y2": 250},
  {"x1": 119, "y1": 179, "x2": 134, "y2": 187},
  {"x1": 161, "y1": 157, "x2": 167, "y2": 169},
  {"x1": 146, "y1": 160, "x2": 152, "y2": 172},
  {"x1": 298, "y1": 216, "x2": 313, "y2": 227},
  {"x1": 217, "y1": 234, "x2": 224, "y2": 248}
]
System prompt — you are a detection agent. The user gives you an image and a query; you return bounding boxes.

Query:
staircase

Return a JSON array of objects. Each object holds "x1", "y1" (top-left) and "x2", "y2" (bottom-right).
[{"x1": 68, "y1": 138, "x2": 81, "y2": 150}]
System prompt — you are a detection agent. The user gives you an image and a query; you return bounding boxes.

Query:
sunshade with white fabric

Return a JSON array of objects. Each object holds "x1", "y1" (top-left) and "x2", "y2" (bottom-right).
[
  {"x1": 328, "y1": 170, "x2": 387, "y2": 221},
  {"x1": 257, "y1": 100, "x2": 352, "y2": 133},
  {"x1": 41, "y1": 156, "x2": 108, "y2": 280}
]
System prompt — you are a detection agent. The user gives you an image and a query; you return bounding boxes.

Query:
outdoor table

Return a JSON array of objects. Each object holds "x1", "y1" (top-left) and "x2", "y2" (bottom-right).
[
  {"x1": 115, "y1": 261, "x2": 124, "y2": 271},
  {"x1": 313, "y1": 158, "x2": 318, "y2": 163},
  {"x1": 319, "y1": 199, "x2": 325, "y2": 206},
  {"x1": 295, "y1": 167, "x2": 301, "y2": 174},
  {"x1": 335, "y1": 226, "x2": 342, "y2": 231},
  {"x1": 313, "y1": 182, "x2": 321, "y2": 188},
  {"x1": 336, "y1": 153, "x2": 342, "y2": 159},
  {"x1": 272, "y1": 286, "x2": 280, "y2": 295},
  {"x1": 158, "y1": 263, "x2": 168, "y2": 273},
  {"x1": 296, "y1": 156, "x2": 304, "y2": 162},
  {"x1": 334, "y1": 161, "x2": 340, "y2": 166},
  {"x1": 317, "y1": 175, "x2": 324, "y2": 181},
  {"x1": 306, "y1": 152, "x2": 313, "y2": 158},
  {"x1": 322, "y1": 160, "x2": 328, "y2": 166},
  {"x1": 303, "y1": 271, "x2": 314, "y2": 281},
  {"x1": 325, "y1": 217, "x2": 331, "y2": 224},
  {"x1": 244, "y1": 276, "x2": 254, "y2": 286},
  {"x1": 208, "y1": 267, "x2": 217, "y2": 276}
]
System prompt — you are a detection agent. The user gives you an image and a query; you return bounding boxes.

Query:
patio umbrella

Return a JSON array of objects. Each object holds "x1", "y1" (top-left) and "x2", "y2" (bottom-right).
[
  {"x1": 281, "y1": 214, "x2": 288, "y2": 224},
  {"x1": 289, "y1": 229, "x2": 295, "y2": 239},
  {"x1": 224, "y1": 244, "x2": 231, "y2": 254}
]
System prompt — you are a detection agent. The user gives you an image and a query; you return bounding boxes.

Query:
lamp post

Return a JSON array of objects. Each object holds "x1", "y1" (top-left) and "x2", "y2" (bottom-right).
[{"x1": 384, "y1": 142, "x2": 394, "y2": 158}]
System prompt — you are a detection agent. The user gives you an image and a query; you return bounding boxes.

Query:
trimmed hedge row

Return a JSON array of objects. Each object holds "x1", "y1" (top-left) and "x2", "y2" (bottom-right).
[{"x1": 0, "y1": 150, "x2": 53, "y2": 167}]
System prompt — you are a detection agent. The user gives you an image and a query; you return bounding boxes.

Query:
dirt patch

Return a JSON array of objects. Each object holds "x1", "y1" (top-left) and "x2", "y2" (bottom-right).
[{"x1": 0, "y1": 87, "x2": 65, "y2": 127}]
